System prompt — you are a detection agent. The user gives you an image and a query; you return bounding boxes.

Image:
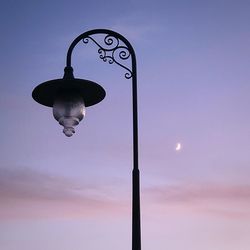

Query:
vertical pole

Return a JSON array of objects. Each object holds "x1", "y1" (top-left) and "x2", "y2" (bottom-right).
[{"x1": 132, "y1": 63, "x2": 141, "y2": 250}]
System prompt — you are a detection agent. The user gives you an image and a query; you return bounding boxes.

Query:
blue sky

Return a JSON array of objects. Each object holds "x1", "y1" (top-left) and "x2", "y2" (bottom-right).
[{"x1": 0, "y1": 0, "x2": 250, "y2": 250}]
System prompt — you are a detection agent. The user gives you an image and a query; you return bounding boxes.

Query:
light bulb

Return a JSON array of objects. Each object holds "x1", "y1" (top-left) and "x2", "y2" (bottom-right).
[{"x1": 53, "y1": 90, "x2": 85, "y2": 137}]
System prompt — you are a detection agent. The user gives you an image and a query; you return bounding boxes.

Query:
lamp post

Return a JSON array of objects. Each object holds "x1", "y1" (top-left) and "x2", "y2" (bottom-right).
[{"x1": 32, "y1": 29, "x2": 141, "y2": 250}]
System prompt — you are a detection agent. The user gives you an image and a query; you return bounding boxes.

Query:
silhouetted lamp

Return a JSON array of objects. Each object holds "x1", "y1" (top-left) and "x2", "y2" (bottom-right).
[
  {"x1": 32, "y1": 66, "x2": 105, "y2": 137},
  {"x1": 32, "y1": 29, "x2": 141, "y2": 250}
]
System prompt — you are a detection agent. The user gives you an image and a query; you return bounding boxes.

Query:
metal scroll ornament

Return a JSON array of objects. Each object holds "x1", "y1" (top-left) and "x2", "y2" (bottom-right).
[{"x1": 82, "y1": 34, "x2": 133, "y2": 79}]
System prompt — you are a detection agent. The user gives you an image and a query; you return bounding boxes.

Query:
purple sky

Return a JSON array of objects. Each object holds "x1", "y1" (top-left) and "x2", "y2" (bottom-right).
[{"x1": 1, "y1": 0, "x2": 250, "y2": 249}]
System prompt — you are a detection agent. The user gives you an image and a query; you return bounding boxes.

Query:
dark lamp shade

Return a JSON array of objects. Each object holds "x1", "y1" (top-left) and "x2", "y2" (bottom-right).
[{"x1": 32, "y1": 78, "x2": 106, "y2": 107}]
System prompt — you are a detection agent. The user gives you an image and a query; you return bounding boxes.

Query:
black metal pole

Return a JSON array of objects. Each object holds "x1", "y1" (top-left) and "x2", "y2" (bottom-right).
[
  {"x1": 131, "y1": 50, "x2": 141, "y2": 250},
  {"x1": 65, "y1": 29, "x2": 141, "y2": 250}
]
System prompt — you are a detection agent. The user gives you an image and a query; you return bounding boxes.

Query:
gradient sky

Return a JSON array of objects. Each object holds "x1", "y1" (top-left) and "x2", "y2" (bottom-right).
[{"x1": 1, "y1": 0, "x2": 250, "y2": 249}]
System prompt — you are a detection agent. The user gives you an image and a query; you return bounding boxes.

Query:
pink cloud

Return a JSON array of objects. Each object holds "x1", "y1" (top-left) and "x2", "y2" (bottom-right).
[
  {"x1": 0, "y1": 167, "x2": 129, "y2": 220},
  {"x1": 2, "y1": 167, "x2": 250, "y2": 221},
  {"x1": 143, "y1": 183, "x2": 250, "y2": 219},
  {"x1": 145, "y1": 183, "x2": 250, "y2": 201}
]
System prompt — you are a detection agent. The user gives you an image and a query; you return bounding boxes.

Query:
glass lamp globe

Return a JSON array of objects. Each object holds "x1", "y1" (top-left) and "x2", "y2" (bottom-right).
[{"x1": 53, "y1": 91, "x2": 86, "y2": 137}]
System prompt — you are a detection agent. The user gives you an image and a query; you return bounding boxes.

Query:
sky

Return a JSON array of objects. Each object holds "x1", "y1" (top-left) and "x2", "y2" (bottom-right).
[{"x1": 0, "y1": 0, "x2": 250, "y2": 249}]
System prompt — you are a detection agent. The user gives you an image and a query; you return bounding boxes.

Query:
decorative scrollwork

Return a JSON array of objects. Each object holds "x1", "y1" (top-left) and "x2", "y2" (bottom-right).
[{"x1": 82, "y1": 34, "x2": 133, "y2": 79}]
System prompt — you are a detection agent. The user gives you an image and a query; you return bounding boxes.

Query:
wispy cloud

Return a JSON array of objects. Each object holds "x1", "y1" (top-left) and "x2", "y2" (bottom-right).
[
  {"x1": 0, "y1": 167, "x2": 129, "y2": 220},
  {"x1": 145, "y1": 183, "x2": 250, "y2": 202},
  {"x1": 143, "y1": 183, "x2": 250, "y2": 219},
  {"x1": 2, "y1": 167, "x2": 250, "y2": 221}
]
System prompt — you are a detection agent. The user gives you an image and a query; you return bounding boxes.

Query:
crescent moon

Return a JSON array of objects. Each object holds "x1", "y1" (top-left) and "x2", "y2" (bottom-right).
[{"x1": 175, "y1": 143, "x2": 181, "y2": 151}]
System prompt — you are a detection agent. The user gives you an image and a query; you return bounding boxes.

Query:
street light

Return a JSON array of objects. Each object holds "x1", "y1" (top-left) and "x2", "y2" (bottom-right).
[{"x1": 32, "y1": 29, "x2": 141, "y2": 250}]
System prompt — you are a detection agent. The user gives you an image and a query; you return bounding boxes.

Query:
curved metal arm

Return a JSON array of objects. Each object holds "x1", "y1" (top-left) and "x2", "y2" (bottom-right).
[
  {"x1": 66, "y1": 29, "x2": 140, "y2": 250},
  {"x1": 66, "y1": 29, "x2": 136, "y2": 79}
]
